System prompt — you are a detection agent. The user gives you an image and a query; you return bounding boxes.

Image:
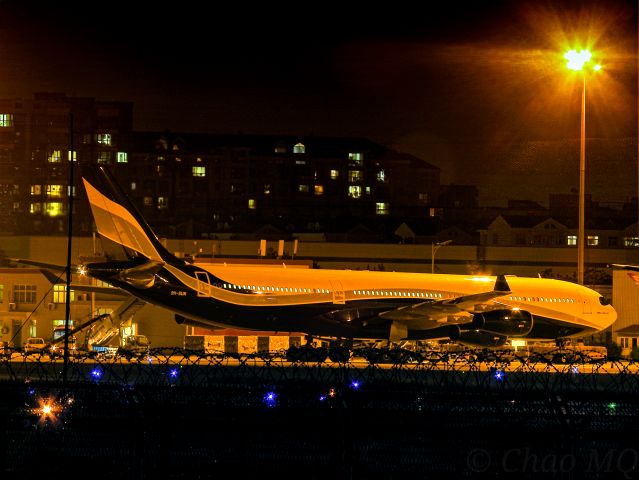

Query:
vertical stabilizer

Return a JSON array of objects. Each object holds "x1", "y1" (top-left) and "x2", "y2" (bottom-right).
[{"x1": 82, "y1": 167, "x2": 179, "y2": 263}]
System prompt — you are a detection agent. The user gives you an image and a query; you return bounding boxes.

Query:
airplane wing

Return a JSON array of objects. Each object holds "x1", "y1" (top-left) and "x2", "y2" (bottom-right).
[{"x1": 380, "y1": 275, "x2": 511, "y2": 322}]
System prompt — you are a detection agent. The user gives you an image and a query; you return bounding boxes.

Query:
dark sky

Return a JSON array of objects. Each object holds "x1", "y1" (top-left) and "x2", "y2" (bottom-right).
[{"x1": 1, "y1": 0, "x2": 637, "y2": 205}]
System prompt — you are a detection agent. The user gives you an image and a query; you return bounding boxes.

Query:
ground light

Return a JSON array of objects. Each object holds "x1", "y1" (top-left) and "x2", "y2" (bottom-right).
[
  {"x1": 263, "y1": 391, "x2": 277, "y2": 408},
  {"x1": 90, "y1": 368, "x2": 103, "y2": 381}
]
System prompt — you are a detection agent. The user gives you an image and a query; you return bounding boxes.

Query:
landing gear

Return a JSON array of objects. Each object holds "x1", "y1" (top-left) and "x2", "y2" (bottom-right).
[{"x1": 327, "y1": 339, "x2": 352, "y2": 363}]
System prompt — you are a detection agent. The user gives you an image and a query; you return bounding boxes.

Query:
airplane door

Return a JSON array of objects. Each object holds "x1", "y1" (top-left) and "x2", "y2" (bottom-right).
[
  {"x1": 195, "y1": 271, "x2": 210, "y2": 297},
  {"x1": 330, "y1": 280, "x2": 346, "y2": 305}
]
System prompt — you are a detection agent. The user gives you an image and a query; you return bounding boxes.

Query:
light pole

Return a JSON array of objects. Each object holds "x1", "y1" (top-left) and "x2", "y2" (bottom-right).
[
  {"x1": 564, "y1": 49, "x2": 601, "y2": 285},
  {"x1": 431, "y1": 240, "x2": 452, "y2": 274}
]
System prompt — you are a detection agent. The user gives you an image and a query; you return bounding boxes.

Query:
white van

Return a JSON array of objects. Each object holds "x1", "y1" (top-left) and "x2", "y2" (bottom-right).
[{"x1": 23, "y1": 337, "x2": 47, "y2": 353}]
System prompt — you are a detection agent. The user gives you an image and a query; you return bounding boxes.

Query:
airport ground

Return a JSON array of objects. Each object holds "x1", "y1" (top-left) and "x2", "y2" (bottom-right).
[{"x1": 1, "y1": 350, "x2": 639, "y2": 479}]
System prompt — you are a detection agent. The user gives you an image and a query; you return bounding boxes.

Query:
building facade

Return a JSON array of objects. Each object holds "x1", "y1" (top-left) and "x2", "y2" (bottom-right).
[{"x1": 0, "y1": 93, "x2": 441, "y2": 239}]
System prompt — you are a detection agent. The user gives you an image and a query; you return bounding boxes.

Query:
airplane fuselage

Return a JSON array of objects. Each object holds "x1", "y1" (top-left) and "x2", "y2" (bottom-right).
[{"x1": 85, "y1": 257, "x2": 616, "y2": 343}]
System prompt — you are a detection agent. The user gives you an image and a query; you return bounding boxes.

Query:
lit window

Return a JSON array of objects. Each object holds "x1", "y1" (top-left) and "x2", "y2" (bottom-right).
[
  {"x1": 47, "y1": 150, "x2": 61, "y2": 163},
  {"x1": 330, "y1": 170, "x2": 339, "y2": 179},
  {"x1": 298, "y1": 184, "x2": 309, "y2": 193},
  {"x1": 348, "y1": 152, "x2": 363, "y2": 164},
  {"x1": 12, "y1": 202, "x2": 19, "y2": 211},
  {"x1": 293, "y1": 143, "x2": 306, "y2": 154},
  {"x1": 117, "y1": 152, "x2": 128, "y2": 163},
  {"x1": 295, "y1": 160, "x2": 306, "y2": 165},
  {"x1": 143, "y1": 196, "x2": 153, "y2": 206},
  {"x1": 567, "y1": 235, "x2": 577, "y2": 246},
  {"x1": 348, "y1": 186, "x2": 361, "y2": 198},
  {"x1": 348, "y1": 170, "x2": 363, "y2": 183},
  {"x1": 365, "y1": 186, "x2": 371, "y2": 194},
  {"x1": 29, "y1": 203, "x2": 41, "y2": 214},
  {"x1": 67, "y1": 186, "x2": 76, "y2": 197},
  {"x1": 0, "y1": 114, "x2": 13, "y2": 127},
  {"x1": 274, "y1": 146, "x2": 287, "y2": 153},
  {"x1": 624, "y1": 237, "x2": 639, "y2": 247},
  {"x1": 192, "y1": 166, "x2": 206, "y2": 177},
  {"x1": 97, "y1": 152, "x2": 111, "y2": 164},
  {"x1": 131, "y1": 182, "x2": 136, "y2": 191},
  {"x1": 0, "y1": 284, "x2": 3, "y2": 303},
  {"x1": 376, "y1": 202, "x2": 389, "y2": 215},
  {"x1": 96, "y1": 133, "x2": 112, "y2": 145},
  {"x1": 587, "y1": 235, "x2": 599, "y2": 246},
  {"x1": 13, "y1": 284, "x2": 36, "y2": 303},
  {"x1": 53, "y1": 285, "x2": 74, "y2": 303},
  {"x1": 68, "y1": 150, "x2": 77, "y2": 162},
  {"x1": 314, "y1": 185, "x2": 324, "y2": 195},
  {"x1": 376, "y1": 170, "x2": 386, "y2": 182},
  {"x1": 30, "y1": 185, "x2": 41, "y2": 196},
  {"x1": 44, "y1": 202, "x2": 63, "y2": 217},
  {"x1": 264, "y1": 184, "x2": 271, "y2": 195},
  {"x1": 157, "y1": 197, "x2": 169, "y2": 210},
  {"x1": 419, "y1": 193, "x2": 429, "y2": 203},
  {"x1": 46, "y1": 185, "x2": 64, "y2": 197},
  {"x1": 248, "y1": 199, "x2": 257, "y2": 209}
]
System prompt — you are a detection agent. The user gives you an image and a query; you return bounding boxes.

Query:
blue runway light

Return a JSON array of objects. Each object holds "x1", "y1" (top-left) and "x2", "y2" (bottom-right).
[
  {"x1": 169, "y1": 368, "x2": 179, "y2": 378},
  {"x1": 571, "y1": 365, "x2": 579, "y2": 374},
  {"x1": 319, "y1": 394, "x2": 327, "y2": 401},
  {"x1": 263, "y1": 391, "x2": 277, "y2": 407},
  {"x1": 493, "y1": 369, "x2": 504, "y2": 381},
  {"x1": 350, "y1": 380, "x2": 360, "y2": 390},
  {"x1": 91, "y1": 368, "x2": 102, "y2": 380}
]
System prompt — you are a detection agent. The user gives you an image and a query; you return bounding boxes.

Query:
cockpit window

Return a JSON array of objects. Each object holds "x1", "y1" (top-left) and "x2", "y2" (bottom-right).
[{"x1": 599, "y1": 296, "x2": 611, "y2": 306}]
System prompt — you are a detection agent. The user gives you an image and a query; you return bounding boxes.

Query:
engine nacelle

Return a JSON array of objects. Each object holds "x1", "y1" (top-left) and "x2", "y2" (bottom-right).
[{"x1": 473, "y1": 309, "x2": 533, "y2": 337}]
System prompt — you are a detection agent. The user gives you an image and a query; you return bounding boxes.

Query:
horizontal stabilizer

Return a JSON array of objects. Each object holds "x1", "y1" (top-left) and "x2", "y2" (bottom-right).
[{"x1": 9, "y1": 258, "x2": 70, "y2": 272}]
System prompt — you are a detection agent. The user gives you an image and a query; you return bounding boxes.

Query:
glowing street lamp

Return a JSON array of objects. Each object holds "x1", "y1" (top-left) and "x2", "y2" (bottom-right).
[
  {"x1": 563, "y1": 49, "x2": 601, "y2": 285},
  {"x1": 431, "y1": 240, "x2": 452, "y2": 274}
]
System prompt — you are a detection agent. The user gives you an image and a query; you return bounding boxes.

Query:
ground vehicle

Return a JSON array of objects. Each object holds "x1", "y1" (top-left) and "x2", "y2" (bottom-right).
[
  {"x1": 49, "y1": 326, "x2": 77, "y2": 357},
  {"x1": 118, "y1": 334, "x2": 150, "y2": 357},
  {"x1": 23, "y1": 337, "x2": 47, "y2": 353}
]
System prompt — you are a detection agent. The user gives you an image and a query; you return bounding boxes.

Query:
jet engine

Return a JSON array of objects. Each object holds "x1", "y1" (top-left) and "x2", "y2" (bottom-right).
[{"x1": 472, "y1": 309, "x2": 533, "y2": 337}]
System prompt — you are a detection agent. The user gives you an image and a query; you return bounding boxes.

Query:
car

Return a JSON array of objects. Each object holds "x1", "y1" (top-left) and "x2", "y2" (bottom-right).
[
  {"x1": 23, "y1": 337, "x2": 47, "y2": 354},
  {"x1": 1, "y1": 341, "x2": 14, "y2": 357},
  {"x1": 118, "y1": 335, "x2": 150, "y2": 358}
]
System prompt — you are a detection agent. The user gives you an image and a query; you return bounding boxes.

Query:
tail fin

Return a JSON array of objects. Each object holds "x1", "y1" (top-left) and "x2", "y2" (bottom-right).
[{"x1": 82, "y1": 166, "x2": 179, "y2": 263}]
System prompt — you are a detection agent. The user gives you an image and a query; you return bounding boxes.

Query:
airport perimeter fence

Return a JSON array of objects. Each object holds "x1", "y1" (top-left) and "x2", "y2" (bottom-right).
[
  {"x1": 2, "y1": 346, "x2": 639, "y2": 395},
  {"x1": 2, "y1": 347, "x2": 639, "y2": 479}
]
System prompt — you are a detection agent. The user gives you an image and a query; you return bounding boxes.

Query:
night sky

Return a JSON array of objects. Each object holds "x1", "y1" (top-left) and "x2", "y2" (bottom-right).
[{"x1": 1, "y1": 0, "x2": 637, "y2": 205}]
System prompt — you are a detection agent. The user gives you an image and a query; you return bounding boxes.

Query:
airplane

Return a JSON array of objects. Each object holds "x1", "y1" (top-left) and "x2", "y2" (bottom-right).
[{"x1": 57, "y1": 166, "x2": 615, "y2": 354}]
